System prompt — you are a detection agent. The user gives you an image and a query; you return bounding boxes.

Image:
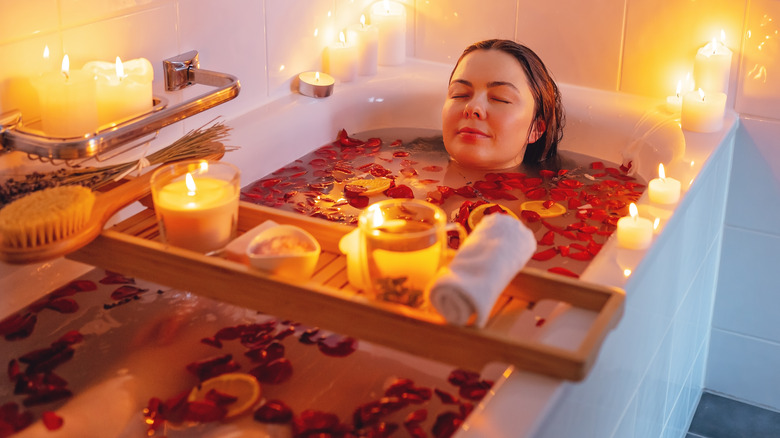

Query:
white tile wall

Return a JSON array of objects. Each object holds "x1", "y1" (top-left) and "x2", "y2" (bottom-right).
[{"x1": 735, "y1": 0, "x2": 780, "y2": 119}]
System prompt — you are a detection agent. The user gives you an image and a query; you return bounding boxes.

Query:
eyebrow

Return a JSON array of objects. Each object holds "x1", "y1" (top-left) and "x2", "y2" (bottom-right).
[{"x1": 450, "y1": 79, "x2": 519, "y2": 91}]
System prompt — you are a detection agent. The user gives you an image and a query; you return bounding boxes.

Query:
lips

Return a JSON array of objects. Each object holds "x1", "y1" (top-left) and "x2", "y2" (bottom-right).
[{"x1": 457, "y1": 126, "x2": 490, "y2": 140}]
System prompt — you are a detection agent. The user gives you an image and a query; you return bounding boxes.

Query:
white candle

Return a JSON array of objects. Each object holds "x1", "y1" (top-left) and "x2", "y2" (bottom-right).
[
  {"x1": 298, "y1": 71, "x2": 335, "y2": 98},
  {"x1": 681, "y1": 88, "x2": 726, "y2": 133},
  {"x1": 616, "y1": 203, "x2": 653, "y2": 250},
  {"x1": 36, "y1": 55, "x2": 98, "y2": 138},
  {"x1": 152, "y1": 161, "x2": 240, "y2": 253},
  {"x1": 665, "y1": 80, "x2": 683, "y2": 113},
  {"x1": 83, "y1": 57, "x2": 153, "y2": 127},
  {"x1": 648, "y1": 163, "x2": 681, "y2": 204},
  {"x1": 693, "y1": 30, "x2": 733, "y2": 94},
  {"x1": 370, "y1": 0, "x2": 407, "y2": 66},
  {"x1": 325, "y1": 32, "x2": 358, "y2": 82},
  {"x1": 347, "y1": 15, "x2": 379, "y2": 76}
]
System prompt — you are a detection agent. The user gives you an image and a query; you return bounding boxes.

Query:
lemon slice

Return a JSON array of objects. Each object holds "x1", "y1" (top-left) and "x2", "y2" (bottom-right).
[
  {"x1": 467, "y1": 203, "x2": 519, "y2": 230},
  {"x1": 344, "y1": 178, "x2": 392, "y2": 196},
  {"x1": 520, "y1": 200, "x2": 566, "y2": 218},
  {"x1": 187, "y1": 372, "x2": 261, "y2": 419}
]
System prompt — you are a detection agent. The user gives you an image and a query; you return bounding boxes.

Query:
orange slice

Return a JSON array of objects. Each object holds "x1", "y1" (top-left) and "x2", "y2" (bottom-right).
[
  {"x1": 344, "y1": 178, "x2": 392, "y2": 196},
  {"x1": 467, "y1": 203, "x2": 519, "y2": 230},
  {"x1": 519, "y1": 200, "x2": 566, "y2": 218},
  {"x1": 187, "y1": 372, "x2": 261, "y2": 419}
]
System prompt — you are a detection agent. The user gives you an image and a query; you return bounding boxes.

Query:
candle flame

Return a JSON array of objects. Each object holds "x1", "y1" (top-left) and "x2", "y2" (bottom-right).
[
  {"x1": 61, "y1": 54, "x2": 69, "y2": 80},
  {"x1": 315, "y1": 72, "x2": 320, "y2": 82},
  {"x1": 339, "y1": 31, "x2": 346, "y2": 46},
  {"x1": 623, "y1": 269, "x2": 632, "y2": 277},
  {"x1": 629, "y1": 202, "x2": 638, "y2": 220},
  {"x1": 115, "y1": 56, "x2": 125, "y2": 80},
  {"x1": 43, "y1": 45, "x2": 49, "y2": 60},
  {"x1": 720, "y1": 29, "x2": 726, "y2": 43},
  {"x1": 675, "y1": 80, "x2": 681, "y2": 97},
  {"x1": 697, "y1": 88, "x2": 706, "y2": 102},
  {"x1": 653, "y1": 217, "x2": 660, "y2": 230},
  {"x1": 384, "y1": 0, "x2": 390, "y2": 13},
  {"x1": 711, "y1": 37, "x2": 717, "y2": 54},
  {"x1": 360, "y1": 14, "x2": 366, "y2": 27},
  {"x1": 658, "y1": 163, "x2": 666, "y2": 180},
  {"x1": 185, "y1": 173, "x2": 197, "y2": 195},
  {"x1": 198, "y1": 160, "x2": 209, "y2": 172}
]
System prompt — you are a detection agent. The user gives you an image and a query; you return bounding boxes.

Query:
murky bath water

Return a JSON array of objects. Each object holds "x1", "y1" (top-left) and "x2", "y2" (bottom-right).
[{"x1": 242, "y1": 128, "x2": 647, "y2": 278}]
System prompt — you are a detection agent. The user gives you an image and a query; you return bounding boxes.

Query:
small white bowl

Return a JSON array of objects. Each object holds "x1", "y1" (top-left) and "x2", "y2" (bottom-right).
[{"x1": 246, "y1": 225, "x2": 321, "y2": 279}]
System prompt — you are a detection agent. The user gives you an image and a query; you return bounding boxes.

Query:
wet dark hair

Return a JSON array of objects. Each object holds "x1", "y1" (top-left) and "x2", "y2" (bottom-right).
[{"x1": 451, "y1": 39, "x2": 565, "y2": 166}]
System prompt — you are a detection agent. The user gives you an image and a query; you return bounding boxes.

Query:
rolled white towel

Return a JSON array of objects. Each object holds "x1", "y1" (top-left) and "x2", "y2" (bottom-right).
[{"x1": 428, "y1": 213, "x2": 536, "y2": 327}]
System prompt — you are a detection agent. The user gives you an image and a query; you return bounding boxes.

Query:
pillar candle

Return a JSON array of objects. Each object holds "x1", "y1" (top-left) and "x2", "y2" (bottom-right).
[
  {"x1": 83, "y1": 57, "x2": 153, "y2": 127},
  {"x1": 616, "y1": 203, "x2": 653, "y2": 250},
  {"x1": 325, "y1": 32, "x2": 358, "y2": 82},
  {"x1": 693, "y1": 32, "x2": 733, "y2": 94},
  {"x1": 681, "y1": 88, "x2": 726, "y2": 133},
  {"x1": 37, "y1": 55, "x2": 98, "y2": 138},
  {"x1": 648, "y1": 163, "x2": 681, "y2": 204},
  {"x1": 347, "y1": 15, "x2": 379, "y2": 76},
  {"x1": 370, "y1": 0, "x2": 406, "y2": 66}
]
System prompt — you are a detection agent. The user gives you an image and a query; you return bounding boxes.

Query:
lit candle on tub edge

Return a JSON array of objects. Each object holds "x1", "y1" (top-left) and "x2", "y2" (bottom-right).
[
  {"x1": 151, "y1": 160, "x2": 240, "y2": 253},
  {"x1": 36, "y1": 54, "x2": 98, "y2": 138},
  {"x1": 347, "y1": 14, "x2": 379, "y2": 76},
  {"x1": 298, "y1": 71, "x2": 335, "y2": 98},
  {"x1": 325, "y1": 32, "x2": 358, "y2": 82},
  {"x1": 648, "y1": 163, "x2": 681, "y2": 204},
  {"x1": 616, "y1": 203, "x2": 653, "y2": 250},
  {"x1": 83, "y1": 57, "x2": 153, "y2": 128},
  {"x1": 681, "y1": 88, "x2": 726, "y2": 133},
  {"x1": 665, "y1": 80, "x2": 683, "y2": 113},
  {"x1": 693, "y1": 30, "x2": 733, "y2": 94},
  {"x1": 370, "y1": 0, "x2": 407, "y2": 66}
]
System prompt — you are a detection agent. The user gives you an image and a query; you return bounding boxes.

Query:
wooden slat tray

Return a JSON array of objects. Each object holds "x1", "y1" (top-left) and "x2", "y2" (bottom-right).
[{"x1": 67, "y1": 201, "x2": 624, "y2": 381}]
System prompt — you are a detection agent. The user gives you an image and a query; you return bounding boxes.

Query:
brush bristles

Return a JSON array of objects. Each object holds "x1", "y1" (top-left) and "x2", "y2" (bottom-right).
[{"x1": 0, "y1": 186, "x2": 95, "y2": 249}]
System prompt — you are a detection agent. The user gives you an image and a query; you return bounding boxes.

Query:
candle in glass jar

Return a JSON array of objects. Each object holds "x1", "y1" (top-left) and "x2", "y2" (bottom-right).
[
  {"x1": 83, "y1": 57, "x2": 153, "y2": 127},
  {"x1": 37, "y1": 55, "x2": 98, "y2": 138},
  {"x1": 325, "y1": 32, "x2": 358, "y2": 82},
  {"x1": 616, "y1": 203, "x2": 653, "y2": 250},
  {"x1": 347, "y1": 15, "x2": 379, "y2": 76},
  {"x1": 693, "y1": 30, "x2": 733, "y2": 94},
  {"x1": 681, "y1": 88, "x2": 726, "y2": 133},
  {"x1": 370, "y1": 0, "x2": 407, "y2": 66},
  {"x1": 152, "y1": 161, "x2": 240, "y2": 253},
  {"x1": 648, "y1": 163, "x2": 681, "y2": 204}
]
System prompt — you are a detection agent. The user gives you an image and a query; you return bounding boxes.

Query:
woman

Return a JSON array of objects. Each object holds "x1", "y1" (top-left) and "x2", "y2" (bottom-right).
[{"x1": 442, "y1": 39, "x2": 564, "y2": 170}]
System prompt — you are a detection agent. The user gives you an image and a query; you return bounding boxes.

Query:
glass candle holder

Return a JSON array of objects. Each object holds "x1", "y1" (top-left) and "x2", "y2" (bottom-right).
[
  {"x1": 358, "y1": 199, "x2": 464, "y2": 307},
  {"x1": 151, "y1": 160, "x2": 240, "y2": 253}
]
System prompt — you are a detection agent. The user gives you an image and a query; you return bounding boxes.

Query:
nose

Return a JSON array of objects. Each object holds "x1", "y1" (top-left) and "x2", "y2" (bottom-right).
[{"x1": 464, "y1": 98, "x2": 484, "y2": 119}]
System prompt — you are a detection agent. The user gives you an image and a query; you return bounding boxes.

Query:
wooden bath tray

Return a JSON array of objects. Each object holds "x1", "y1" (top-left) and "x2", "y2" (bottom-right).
[{"x1": 67, "y1": 201, "x2": 624, "y2": 381}]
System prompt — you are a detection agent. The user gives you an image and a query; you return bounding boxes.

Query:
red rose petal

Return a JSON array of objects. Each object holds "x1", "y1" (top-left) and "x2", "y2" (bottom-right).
[
  {"x1": 549, "y1": 267, "x2": 580, "y2": 278},
  {"x1": 254, "y1": 400, "x2": 294, "y2": 424},
  {"x1": 41, "y1": 411, "x2": 63, "y2": 430},
  {"x1": 532, "y1": 248, "x2": 558, "y2": 261},
  {"x1": 250, "y1": 358, "x2": 293, "y2": 384},
  {"x1": 432, "y1": 411, "x2": 464, "y2": 438},
  {"x1": 110, "y1": 285, "x2": 147, "y2": 301},
  {"x1": 385, "y1": 185, "x2": 414, "y2": 199},
  {"x1": 349, "y1": 196, "x2": 369, "y2": 209},
  {"x1": 317, "y1": 334, "x2": 358, "y2": 357},
  {"x1": 520, "y1": 210, "x2": 542, "y2": 223},
  {"x1": 539, "y1": 230, "x2": 555, "y2": 246},
  {"x1": 423, "y1": 165, "x2": 443, "y2": 172}
]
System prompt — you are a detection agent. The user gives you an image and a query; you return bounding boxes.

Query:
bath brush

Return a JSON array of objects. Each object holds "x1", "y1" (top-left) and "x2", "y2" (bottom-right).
[{"x1": 0, "y1": 170, "x2": 157, "y2": 264}]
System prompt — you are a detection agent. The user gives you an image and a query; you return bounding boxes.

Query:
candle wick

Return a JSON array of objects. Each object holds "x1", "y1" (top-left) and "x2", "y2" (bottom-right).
[{"x1": 61, "y1": 70, "x2": 69, "y2": 80}]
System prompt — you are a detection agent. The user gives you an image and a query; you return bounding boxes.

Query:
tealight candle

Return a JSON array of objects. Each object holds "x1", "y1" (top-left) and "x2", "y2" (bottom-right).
[
  {"x1": 83, "y1": 57, "x2": 153, "y2": 127},
  {"x1": 298, "y1": 71, "x2": 335, "y2": 98},
  {"x1": 151, "y1": 160, "x2": 240, "y2": 253},
  {"x1": 347, "y1": 14, "x2": 379, "y2": 76},
  {"x1": 648, "y1": 163, "x2": 681, "y2": 204},
  {"x1": 36, "y1": 55, "x2": 98, "y2": 138},
  {"x1": 370, "y1": 0, "x2": 407, "y2": 66},
  {"x1": 616, "y1": 203, "x2": 653, "y2": 250},
  {"x1": 681, "y1": 88, "x2": 726, "y2": 133},
  {"x1": 693, "y1": 30, "x2": 733, "y2": 94},
  {"x1": 325, "y1": 32, "x2": 358, "y2": 82}
]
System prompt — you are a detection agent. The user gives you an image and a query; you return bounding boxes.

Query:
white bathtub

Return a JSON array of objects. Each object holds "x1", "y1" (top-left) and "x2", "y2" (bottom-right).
[
  {"x1": 225, "y1": 59, "x2": 736, "y2": 437},
  {"x1": 0, "y1": 59, "x2": 736, "y2": 437}
]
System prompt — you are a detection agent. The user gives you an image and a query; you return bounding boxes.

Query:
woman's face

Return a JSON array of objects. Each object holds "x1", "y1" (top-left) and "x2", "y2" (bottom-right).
[{"x1": 441, "y1": 49, "x2": 541, "y2": 170}]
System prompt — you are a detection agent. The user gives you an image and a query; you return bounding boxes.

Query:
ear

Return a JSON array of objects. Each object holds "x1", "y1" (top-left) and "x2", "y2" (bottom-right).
[{"x1": 528, "y1": 118, "x2": 546, "y2": 144}]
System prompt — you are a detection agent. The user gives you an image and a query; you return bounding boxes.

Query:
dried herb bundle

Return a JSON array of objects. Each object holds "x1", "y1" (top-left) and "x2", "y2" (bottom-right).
[{"x1": 1, "y1": 122, "x2": 236, "y2": 206}]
